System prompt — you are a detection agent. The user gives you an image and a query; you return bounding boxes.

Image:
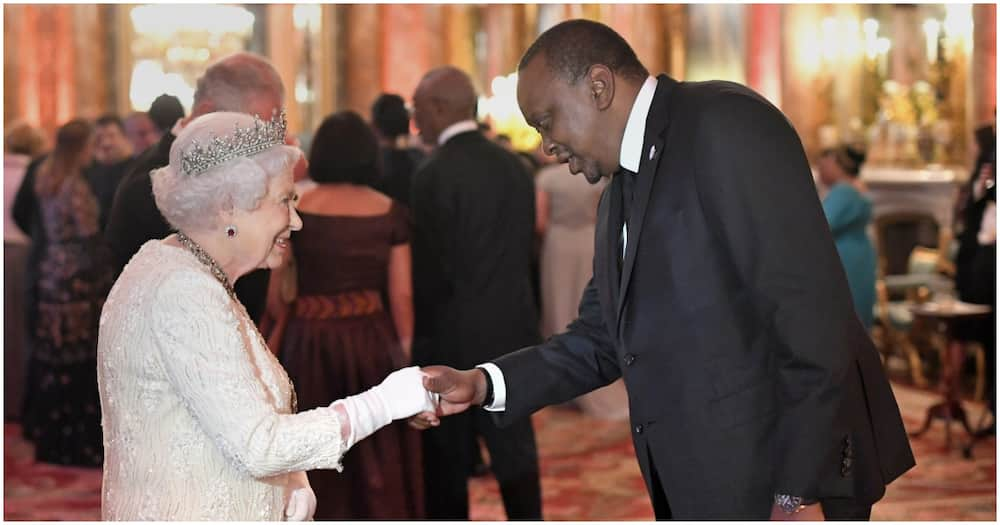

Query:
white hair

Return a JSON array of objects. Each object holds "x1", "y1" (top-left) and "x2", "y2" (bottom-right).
[
  {"x1": 152, "y1": 112, "x2": 301, "y2": 233},
  {"x1": 193, "y1": 52, "x2": 285, "y2": 112}
]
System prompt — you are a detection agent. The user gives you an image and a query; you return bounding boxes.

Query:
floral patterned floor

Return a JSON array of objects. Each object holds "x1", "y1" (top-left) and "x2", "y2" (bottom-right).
[{"x1": 4, "y1": 383, "x2": 995, "y2": 521}]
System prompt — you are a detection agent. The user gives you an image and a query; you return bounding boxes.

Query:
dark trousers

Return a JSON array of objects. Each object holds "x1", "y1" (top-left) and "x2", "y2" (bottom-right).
[
  {"x1": 422, "y1": 408, "x2": 542, "y2": 519},
  {"x1": 4, "y1": 241, "x2": 29, "y2": 421},
  {"x1": 821, "y1": 497, "x2": 873, "y2": 520}
]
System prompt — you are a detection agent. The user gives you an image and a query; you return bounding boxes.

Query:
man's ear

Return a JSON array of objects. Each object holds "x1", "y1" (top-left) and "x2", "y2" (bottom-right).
[{"x1": 588, "y1": 65, "x2": 615, "y2": 111}]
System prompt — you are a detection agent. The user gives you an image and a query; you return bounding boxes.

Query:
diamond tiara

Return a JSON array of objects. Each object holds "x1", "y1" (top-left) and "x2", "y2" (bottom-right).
[{"x1": 180, "y1": 110, "x2": 288, "y2": 177}]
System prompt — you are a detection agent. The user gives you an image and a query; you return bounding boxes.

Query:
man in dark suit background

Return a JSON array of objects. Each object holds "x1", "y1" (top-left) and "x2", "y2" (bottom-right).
[
  {"x1": 370, "y1": 92, "x2": 425, "y2": 207},
  {"x1": 416, "y1": 20, "x2": 915, "y2": 520},
  {"x1": 87, "y1": 115, "x2": 135, "y2": 232},
  {"x1": 409, "y1": 66, "x2": 543, "y2": 520},
  {"x1": 104, "y1": 52, "x2": 285, "y2": 323}
]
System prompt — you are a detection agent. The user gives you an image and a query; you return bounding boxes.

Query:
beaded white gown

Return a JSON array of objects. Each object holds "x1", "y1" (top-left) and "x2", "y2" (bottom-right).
[{"x1": 98, "y1": 240, "x2": 347, "y2": 520}]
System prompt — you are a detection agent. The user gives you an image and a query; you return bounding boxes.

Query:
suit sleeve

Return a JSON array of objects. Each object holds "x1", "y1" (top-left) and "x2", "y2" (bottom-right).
[
  {"x1": 492, "y1": 271, "x2": 621, "y2": 423},
  {"x1": 105, "y1": 168, "x2": 164, "y2": 275},
  {"x1": 692, "y1": 90, "x2": 857, "y2": 498}
]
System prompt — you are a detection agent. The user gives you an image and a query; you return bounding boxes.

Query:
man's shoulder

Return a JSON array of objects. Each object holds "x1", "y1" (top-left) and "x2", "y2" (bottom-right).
[
  {"x1": 672, "y1": 79, "x2": 772, "y2": 113},
  {"x1": 670, "y1": 79, "x2": 786, "y2": 132},
  {"x1": 120, "y1": 144, "x2": 169, "y2": 190}
]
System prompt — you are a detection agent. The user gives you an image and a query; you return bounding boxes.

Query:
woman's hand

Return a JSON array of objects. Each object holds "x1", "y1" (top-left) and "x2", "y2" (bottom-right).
[
  {"x1": 371, "y1": 366, "x2": 438, "y2": 420},
  {"x1": 284, "y1": 473, "x2": 316, "y2": 521}
]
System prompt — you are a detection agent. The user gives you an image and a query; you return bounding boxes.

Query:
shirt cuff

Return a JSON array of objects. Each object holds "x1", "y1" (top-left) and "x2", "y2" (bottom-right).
[{"x1": 476, "y1": 363, "x2": 507, "y2": 412}]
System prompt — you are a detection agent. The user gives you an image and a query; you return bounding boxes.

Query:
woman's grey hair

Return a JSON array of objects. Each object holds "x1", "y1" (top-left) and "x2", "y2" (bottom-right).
[{"x1": 152, "y1": 112, "x2": 300, "y2": 233}]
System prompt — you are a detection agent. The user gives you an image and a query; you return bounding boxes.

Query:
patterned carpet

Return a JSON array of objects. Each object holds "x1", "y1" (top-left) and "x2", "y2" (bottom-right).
[{"x1": 4, "y1": 383, "x2": 995, "y2": 521}]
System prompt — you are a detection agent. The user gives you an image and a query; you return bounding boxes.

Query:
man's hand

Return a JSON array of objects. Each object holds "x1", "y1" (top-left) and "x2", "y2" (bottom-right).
[
  {"x1": 770, "y1": 502, "x2": 825, "y2": 521},
  {"x1": 408, "y1": 366, "x2": 486, "y2": 430}
]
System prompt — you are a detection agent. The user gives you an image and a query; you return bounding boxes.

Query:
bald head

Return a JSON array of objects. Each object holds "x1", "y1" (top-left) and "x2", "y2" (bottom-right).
[
  {"x1": 191, "y1": 52, "x2": 285, "y2": 121},
  {"x1": 412, "y1": 66, "x2": 478, "y2": 145}
]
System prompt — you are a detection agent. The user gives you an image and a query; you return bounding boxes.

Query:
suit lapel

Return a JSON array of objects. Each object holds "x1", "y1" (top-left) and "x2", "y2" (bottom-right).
[{"x1": 616, "y1": 76, "x2": 677, "y2": 322}]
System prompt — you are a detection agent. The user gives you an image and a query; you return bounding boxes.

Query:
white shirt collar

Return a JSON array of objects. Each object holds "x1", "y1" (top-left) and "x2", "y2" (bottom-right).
[
  {"x1": 438, "y1": 119, "x2": 479, "y2": 146},
  {"x1": 619, "y1": 76, "x2": 658, "y2": 173}
]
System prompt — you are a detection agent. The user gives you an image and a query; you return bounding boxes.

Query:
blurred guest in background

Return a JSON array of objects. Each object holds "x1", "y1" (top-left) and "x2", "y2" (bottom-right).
[
  {"x1": 88, "y1": 115, "x2": 135, "y2": 231},
  {"x1": 370, "y1": 93, "x2": 424, "y2": 206},
  {"x1": 21, "y1": 119, "x2": 111, "y2": 467},
  {"x1": 817, "y1": 145, "x2": 876, "y2": 330},
  {"x1": 272, "y1": 110, "x2": 423, "y2": 519},
  {"x1": 123, "y1": 111, "x2": 159, "y2": 154},
  {"x1": 148, "y1": 93, "x2": 186, "y2": 137},
  {"x1": 955, "y1": 122, "x2": 996, "y2": 420},
  {"x1": 4, "y1": 121, "x2": 46, "y2": 422},
  {"x1": 93, "y1": 114, "x2": 134, "y2": 167},
  {"x1": 535, "y1": 162, "x2": 627, "y2": 420},
  {"x1": 410, "y1": 66, "x2": 542, "y2": 520}
]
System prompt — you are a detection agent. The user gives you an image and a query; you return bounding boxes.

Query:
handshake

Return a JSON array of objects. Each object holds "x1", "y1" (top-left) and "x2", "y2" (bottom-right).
[{"x1": 364, "y1": 365, "x2": 489, "y2": 430}]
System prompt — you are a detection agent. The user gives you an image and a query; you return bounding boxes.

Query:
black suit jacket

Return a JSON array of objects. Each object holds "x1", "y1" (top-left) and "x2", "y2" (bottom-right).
[
  {"x1": 104, "y1": 132, "x2": 269, "y2": 323},
  {"x1": 411, "y1": 130, "x2": 541, "y2": 369},
  {"x1": 493, "y1": 76, "x2": 915, "y2": 518},
  {"x1": 85, "y1": 158, "x2": 133, "y2": 232},
  {"x1": 374, "y1": 146, "x2": 425, "y2": 207}
]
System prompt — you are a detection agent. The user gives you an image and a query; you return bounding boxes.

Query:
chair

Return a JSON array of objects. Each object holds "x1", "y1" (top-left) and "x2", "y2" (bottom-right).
[
  {"x1": 872, "y1": 213, "x2": 986, "y2": 398},
  {"x1": 872, "y1": 213, "x2": 948, "y2": 388}
]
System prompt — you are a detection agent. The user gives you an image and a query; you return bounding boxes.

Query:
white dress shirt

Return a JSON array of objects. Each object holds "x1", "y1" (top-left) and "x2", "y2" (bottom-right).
[
  {"x1": 480, "y1": 76, "x2": 659, "y2": 412},
  {"x1": 438, "y1": 119, "x2": 479, "y2": 146}
]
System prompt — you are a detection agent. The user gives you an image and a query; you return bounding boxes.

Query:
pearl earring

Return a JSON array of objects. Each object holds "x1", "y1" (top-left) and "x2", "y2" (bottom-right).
[{"x1": 225, "y1": 225, "x2": 238, "y2": 238}]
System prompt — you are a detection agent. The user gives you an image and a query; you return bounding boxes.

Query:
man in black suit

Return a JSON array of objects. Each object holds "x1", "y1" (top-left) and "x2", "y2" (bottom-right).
[
  {"x1": 416, "y1": 20, "x2": 915, "y2": 520},
  {"x1": 409, "y1": 66, "x2": 543, "y2": 520},
  {"x1": 370, "y1": 93, "x2": 425, "y2": 207},
  {"x1": 104, "y1": 52, "x2": 285, "y2": 323}
]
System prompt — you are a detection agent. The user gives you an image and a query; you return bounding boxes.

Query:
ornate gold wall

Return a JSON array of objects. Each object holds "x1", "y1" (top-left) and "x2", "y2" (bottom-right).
[
  {"x1": 4, "y1": 3, "x2": 994, "y2": 163},
  {"x1": 4, "y1": 4, "x2": 113, "y2": 136}
]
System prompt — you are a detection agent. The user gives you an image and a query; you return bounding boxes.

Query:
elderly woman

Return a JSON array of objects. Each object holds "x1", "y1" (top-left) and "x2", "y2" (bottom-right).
[{"x1": 97, "y1": 111, "x2": 436, "y2": 521}]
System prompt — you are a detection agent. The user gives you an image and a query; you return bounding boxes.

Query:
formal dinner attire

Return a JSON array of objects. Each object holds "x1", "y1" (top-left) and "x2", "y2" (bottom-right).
[
  {"x1": 98, "y1": 239, "x2": 346, "y2": 520},
  {"x1": 481, "y1": 75, "x2": 915, "y2": 519},
  {"x1": 411, "y1": 121, "x2": 542, "y2": 519},
  {"x1": 278, "y1": 202, "x2": 424, "y2": 519},
  {"x1": 23, "y1": 173, "x2": 113, "y2": 466}
]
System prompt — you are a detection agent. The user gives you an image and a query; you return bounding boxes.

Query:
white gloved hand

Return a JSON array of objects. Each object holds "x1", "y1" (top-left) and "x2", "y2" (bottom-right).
[
  {"x1": 335, "y1": 366, "x2": 438, "y2": 449},
  {"x1": 370, "y1": 366, "x2": 438, "y2": 420},
  {"x1": 284, "y1": 485, "x2": 316, "y2": 521}
]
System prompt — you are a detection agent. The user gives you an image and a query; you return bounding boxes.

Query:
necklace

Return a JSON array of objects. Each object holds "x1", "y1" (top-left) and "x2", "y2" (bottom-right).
[
  {"x1": 175, "y1": 230, "x2": 237, "y2": 301},
  {"x1": 173, "y1": 230, "x2": 298, "y2": 414}
]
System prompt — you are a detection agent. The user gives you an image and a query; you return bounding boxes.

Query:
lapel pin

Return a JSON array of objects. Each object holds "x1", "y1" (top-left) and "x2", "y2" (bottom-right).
[{"x1": 649, "y1": 145, "x2": 656, "y2": 160}]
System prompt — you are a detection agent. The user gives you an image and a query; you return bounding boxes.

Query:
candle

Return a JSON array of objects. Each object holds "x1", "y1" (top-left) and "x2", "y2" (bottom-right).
[{"x1": 923, "y1": 19, "x2": 940, "y2": 64}]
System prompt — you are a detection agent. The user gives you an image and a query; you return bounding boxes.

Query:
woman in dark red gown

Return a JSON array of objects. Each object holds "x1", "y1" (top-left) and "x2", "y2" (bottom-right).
[{"x1": 273, "y1": 111, "x2": 422, "y2": 519}]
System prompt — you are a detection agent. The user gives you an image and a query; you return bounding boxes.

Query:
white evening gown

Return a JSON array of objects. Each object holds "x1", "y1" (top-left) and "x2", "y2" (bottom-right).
[{"x1": 98, "y1": 240, "x2": 346, "y2": 520}]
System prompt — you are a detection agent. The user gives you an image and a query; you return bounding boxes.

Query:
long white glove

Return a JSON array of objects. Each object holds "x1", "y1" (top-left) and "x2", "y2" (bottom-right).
[
  {"x1": 284, "y1": 472, "x2": 316, "y2": 521},
  {"x1": 333, "y1": 366, "x2": 437, "y2": 449}
]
